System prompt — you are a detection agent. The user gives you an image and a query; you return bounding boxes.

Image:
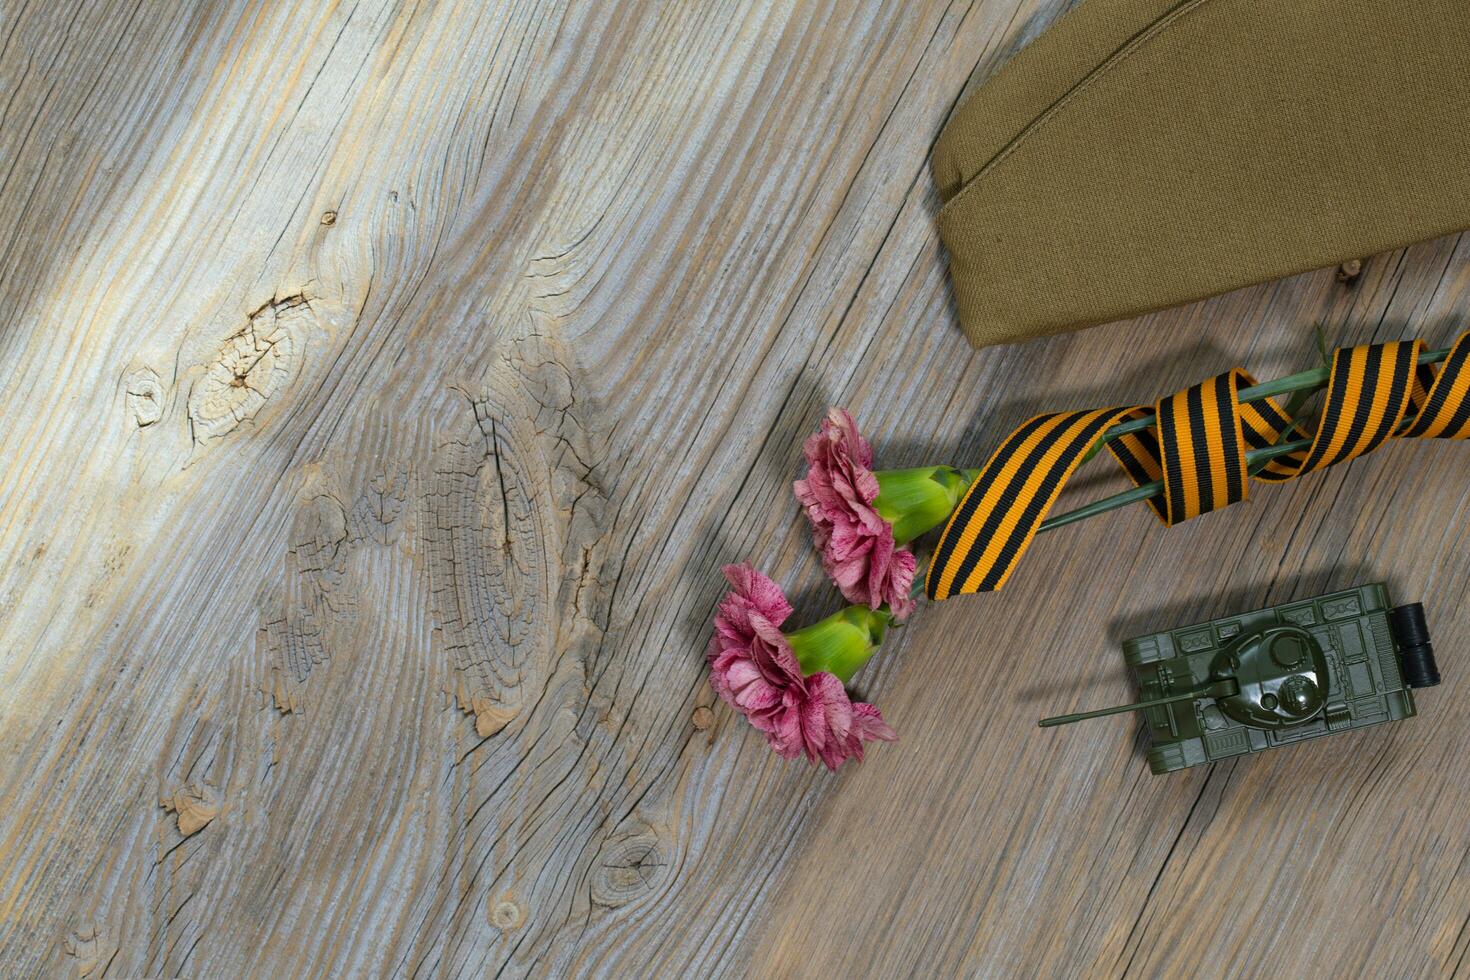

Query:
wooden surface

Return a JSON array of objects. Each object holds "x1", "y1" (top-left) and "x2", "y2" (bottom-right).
[{"x1": 3, "y1": 1, "x2": 1469, "y2": 976}]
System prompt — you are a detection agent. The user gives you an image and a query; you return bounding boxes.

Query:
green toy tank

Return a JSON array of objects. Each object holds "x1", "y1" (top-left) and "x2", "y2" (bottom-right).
[{"x1": 1040, "y1": 583, "x2": 1440, "y2": 773}]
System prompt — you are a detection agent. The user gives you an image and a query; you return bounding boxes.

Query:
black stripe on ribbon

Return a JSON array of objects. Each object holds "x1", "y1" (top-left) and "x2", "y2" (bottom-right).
[
  {"x1": 1358, "y1": 343, "x2": 1415, "y2": 456},
  {"x1": 978, "y1": 411, "x2": 1121, "y2": 592},
  {"x1": 1299, "y1": 346, "x2": 1357, "y2": 473},
  {"x1": 926, "y1": 414, "x2": 1057, "y2": 599},
  {"x1": 1217, "y1": 373, "x2": 1245, "y2": 506},
  {"x1": 1332, "y1": 344, "x2": 1385, "y2": 467},
  {"x1": 1405, "y1": 333, "x2": 1470, "y2": 437}
]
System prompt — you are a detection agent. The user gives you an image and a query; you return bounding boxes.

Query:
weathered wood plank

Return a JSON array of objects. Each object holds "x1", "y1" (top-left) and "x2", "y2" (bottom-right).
[{"x1": 3, "y1": 1, "x2": 1469, "y2": 977}]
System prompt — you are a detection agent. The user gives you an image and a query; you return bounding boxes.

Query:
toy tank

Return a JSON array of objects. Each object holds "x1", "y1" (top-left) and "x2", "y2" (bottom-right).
[{"x1": 1040, "y1": 583, "x2": 1440, "y2": 773}]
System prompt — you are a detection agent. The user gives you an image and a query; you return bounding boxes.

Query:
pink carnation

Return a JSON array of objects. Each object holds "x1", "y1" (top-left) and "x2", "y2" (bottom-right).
[
  {"x1": 794, "y1": 408, "x2": 916, "y2": 619},
  {"x1": 707, "y1": 564, "x2": 896, "y2": 769}
]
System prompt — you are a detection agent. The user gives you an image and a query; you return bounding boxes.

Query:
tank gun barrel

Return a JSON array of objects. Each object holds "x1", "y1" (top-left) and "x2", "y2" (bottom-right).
[{"x1": 1038, "y1": 678, "x2": 1238, "y2": 728}]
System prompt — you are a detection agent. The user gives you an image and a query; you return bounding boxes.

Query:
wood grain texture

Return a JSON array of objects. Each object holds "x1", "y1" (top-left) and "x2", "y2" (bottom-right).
[{"x1": 2, "y1": 1, "x2": 1469, "y2": 976}]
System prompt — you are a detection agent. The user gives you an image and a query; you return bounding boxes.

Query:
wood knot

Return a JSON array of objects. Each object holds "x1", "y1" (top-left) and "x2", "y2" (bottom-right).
[
  {"x1": 320, "y1": 210, "x2": 337, "y2": 226},
  {"x1": 1336, "y1": 258, "x2": 1363, "y2": 284},
  {"x1": 488, "y1": 893, "x2": 524, "y2": 931},
  {"x1": 62, "y1": 925, "x2": 115, "y2": 977},
  {"x1": 428, "y1": 330, "x2": 610, "y2": 756},
  {"x1": 691, "y1": 705, "x2": 715, "y2": 730},
  {"x1": 123, "y1": 367, "x2": 165, "y2": 427},
  {"x1": 188, "y1": 293, "x2": 312, "y2": 444},
  {"x1": 452, "y1": 678, "x2": 517, "y2": 737},
  {"x1": 160, "y1": 783, "x2": 218, "y2": 836},
  {"x1": 590, "y1": 831, "x2": 667, "y2": 908}
]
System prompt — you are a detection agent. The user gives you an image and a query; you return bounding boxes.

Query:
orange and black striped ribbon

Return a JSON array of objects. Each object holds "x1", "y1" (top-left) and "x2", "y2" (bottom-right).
[{"x1": 927, "y1": 330, "x2": 1470, "y2": 600}]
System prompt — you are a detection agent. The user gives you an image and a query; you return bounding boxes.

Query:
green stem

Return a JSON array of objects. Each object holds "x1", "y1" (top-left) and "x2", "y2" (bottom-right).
[{"x1": 1038, "y1": 440, "x2": 1299, "y2": 533}]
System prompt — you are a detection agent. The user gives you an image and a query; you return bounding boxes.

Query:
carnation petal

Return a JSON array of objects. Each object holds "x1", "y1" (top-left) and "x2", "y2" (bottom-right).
[
  {"x1": 721, "y1": 563, "x2": 793, "y2": 625},
  {"x1": 851, "y1": 702, "x2": 898, "y2": 742},
  {"x1": 793, "y1": 409, "x2": 908, "y2": 615},
  {"x1": 882, "y1": 547, "x2": 918, "y2": 621}
]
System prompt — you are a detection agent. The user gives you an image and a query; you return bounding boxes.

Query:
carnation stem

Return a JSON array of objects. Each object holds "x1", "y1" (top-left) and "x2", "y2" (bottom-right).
[
  {"x1": 903, "y1": 344, "x2": 1453, "y2": 601},
  {"x1": 1040, "y1": 439, "x2": 1299, "y2": 532}
]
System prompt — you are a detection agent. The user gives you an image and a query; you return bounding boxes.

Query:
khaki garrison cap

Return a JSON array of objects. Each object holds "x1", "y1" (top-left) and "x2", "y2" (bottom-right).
[{"x1": 933, "y1": 0, "x2": 1470, "y2": 348}]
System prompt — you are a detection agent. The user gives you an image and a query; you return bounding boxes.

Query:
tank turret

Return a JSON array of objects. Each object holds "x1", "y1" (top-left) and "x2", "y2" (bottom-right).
[{"x1": 1040, "y1": 584, "x2": 1440, "y2": 773}]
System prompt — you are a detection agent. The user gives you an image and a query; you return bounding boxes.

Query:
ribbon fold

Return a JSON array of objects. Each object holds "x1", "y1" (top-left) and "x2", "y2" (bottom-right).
[{"x1": 927, "y1": 331, "x2": 1470, "y2": 600}]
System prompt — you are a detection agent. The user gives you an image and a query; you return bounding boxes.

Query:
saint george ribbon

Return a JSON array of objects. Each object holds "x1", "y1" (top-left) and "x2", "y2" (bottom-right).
[{"x1": 927, "y1": 331, "x2": 1470, "y2": 600}]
